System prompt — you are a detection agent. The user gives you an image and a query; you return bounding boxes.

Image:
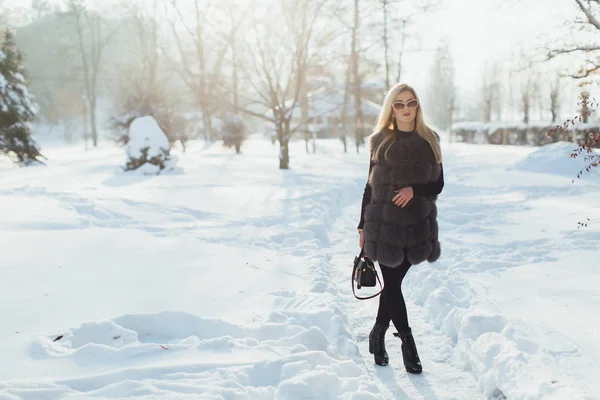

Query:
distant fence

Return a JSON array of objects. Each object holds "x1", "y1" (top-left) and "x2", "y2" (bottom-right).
[{"x1": 451, "y1": 121, "x2": 600, "y2": 148}]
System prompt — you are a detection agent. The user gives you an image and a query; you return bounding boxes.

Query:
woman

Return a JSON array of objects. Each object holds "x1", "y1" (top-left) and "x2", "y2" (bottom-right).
[{"x1": 357, "y1": 82, "x2": 444, "y2": 373}]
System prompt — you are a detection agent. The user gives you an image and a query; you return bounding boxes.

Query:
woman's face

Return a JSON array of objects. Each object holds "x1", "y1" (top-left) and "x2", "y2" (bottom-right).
[{"x1": 392, "y1": 90, "x2": 419, "y2": 125}]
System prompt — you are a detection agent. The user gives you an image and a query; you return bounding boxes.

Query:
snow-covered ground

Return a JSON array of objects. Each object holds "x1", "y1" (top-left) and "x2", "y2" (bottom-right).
[{"x1": 0, "y1": 136, "x2": 599, "y2": 399}]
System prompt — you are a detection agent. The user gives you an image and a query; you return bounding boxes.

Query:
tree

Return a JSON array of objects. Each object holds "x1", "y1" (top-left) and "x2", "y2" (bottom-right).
[
  {"x1": 378, "y1": 0, "x2": 440, "y2": 90},
  {"x1": 547, "y1": 1, "x2": 600, "y2": 81},
  {"x1": 482, "y1": 63, "x2": 500, "y2": 123},
  {"x1": 351, "y1": 0, "x2": 365, "y2": 153},
  {"x1": 0, "y1": 29, "x2": 43, "y2": 165},
  {"x1": 338, "y1": 0, "x2": 368, "y2": 154},
  {"x1": 234, "y1": 0, "x2": 331, "y2": 169},
  {"x1": 166, "y1": 0, "x2": 236, "y2": 143},
  {"x1": 550, "y1": 75, "x2": 561, "y2": 123},
  {"x1": 31, "y1": 0, "x2": 52, "y2": 19},
  {"x1": 426, "y1": 41, "x2": 455, "y2": 131},
  {"x1": 109, "y1": 0, "x2": 187, "y2": 151},
  {"x1": 546, "y1": 0, "x2": 600, "y2": 177},
  {"x1": 520, "y1": 69, "x2": 539, "y2": 124},
  {"x1": 0, "y1": 0, "x2": 12, "y2": 27},
  {"x1": 65, "y1": 0, "x2": 119, "y2": 147}
]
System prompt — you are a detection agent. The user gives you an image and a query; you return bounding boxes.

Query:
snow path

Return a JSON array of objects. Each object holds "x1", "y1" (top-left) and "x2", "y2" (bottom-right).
[{"x1": 329, "y1": 200, "x2": 484, "y2": 399}]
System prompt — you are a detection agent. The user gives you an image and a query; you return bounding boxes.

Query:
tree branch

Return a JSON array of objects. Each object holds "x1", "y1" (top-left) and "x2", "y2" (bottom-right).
[{"x1": 575, "y1": 0, "x2": 600, "y2": 31}]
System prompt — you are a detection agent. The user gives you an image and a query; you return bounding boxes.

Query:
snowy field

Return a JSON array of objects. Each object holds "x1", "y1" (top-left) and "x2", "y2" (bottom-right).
[{"x1": 0, "y1": 135, "x2": 599, "y2": 399}]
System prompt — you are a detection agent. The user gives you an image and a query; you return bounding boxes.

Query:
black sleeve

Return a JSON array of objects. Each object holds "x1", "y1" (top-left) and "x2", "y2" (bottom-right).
[
  {"x1": 411, "y1": 163, "x2": 444, "y2": 197},
  {"x1": 357, "y1": 159, "x2": 375, "y2": 230}
]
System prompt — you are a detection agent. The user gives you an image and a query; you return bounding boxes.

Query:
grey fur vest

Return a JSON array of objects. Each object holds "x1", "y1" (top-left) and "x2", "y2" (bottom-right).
[{"x1": 363, "y1": 128, "x2": 442, "y2": 267}]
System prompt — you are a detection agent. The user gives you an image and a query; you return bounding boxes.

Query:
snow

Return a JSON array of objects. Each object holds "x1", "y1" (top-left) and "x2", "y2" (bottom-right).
[
  {"x1": 511, "y1": 141, "x2": 600, "y2": 178},
  {"x1": 1, "y1": 137, "x2": 599, "y2": 399},
  {"x1": 126, "y1": 116, "x2": 170, "y2": 160}
]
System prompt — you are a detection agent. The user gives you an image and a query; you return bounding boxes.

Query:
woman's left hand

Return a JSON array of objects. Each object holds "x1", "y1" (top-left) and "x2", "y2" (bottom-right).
[{"x1": 393, "y1": 187, "x2": 413, "y2": 208}]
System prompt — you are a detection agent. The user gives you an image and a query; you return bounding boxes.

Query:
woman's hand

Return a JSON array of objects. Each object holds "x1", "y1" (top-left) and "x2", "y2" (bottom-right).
[
  {"x1": 393, "y1": 187, "x2": 413, "y2": 208},
  {"x1": 358, "y1": 230, "x2": 365, "y2": 248}
]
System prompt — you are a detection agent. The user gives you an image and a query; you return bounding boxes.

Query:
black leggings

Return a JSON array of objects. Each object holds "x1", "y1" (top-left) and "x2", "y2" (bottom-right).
[{"x1": 376, "y1": 257, "x2": 412, "y2": 333}]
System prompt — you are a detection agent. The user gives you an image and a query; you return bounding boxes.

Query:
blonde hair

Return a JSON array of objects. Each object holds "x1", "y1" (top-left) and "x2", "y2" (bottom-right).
[{"x1": 371, "y1": 83, "x2": 442, "y2": 164}]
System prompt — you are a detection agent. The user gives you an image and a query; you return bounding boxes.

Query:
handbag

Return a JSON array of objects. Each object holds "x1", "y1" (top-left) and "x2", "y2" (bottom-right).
[{"x1": 352, "y1": 248, "x2": 383, "y2": 300}]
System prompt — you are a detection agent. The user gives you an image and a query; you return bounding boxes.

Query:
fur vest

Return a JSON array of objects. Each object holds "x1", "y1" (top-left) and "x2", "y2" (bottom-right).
[{"x1": 363, "y1": 128, "x2": 442, "y2": 267}]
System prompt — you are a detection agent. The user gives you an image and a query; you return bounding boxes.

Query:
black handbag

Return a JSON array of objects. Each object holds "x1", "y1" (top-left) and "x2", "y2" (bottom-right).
[{"x1": 352, "y1": 249, "x2": 383, "y2": 300}]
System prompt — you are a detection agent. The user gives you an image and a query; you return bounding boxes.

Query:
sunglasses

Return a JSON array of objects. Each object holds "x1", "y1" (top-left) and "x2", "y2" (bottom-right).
[{"x1": 392, "y1": 99, "x2": 418, "y2": 110}]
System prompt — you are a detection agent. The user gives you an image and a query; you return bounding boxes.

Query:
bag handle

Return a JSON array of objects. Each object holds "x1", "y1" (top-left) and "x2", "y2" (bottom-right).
[{"x1": 352, "y1": 250, "x2": 384, "y2": 300}]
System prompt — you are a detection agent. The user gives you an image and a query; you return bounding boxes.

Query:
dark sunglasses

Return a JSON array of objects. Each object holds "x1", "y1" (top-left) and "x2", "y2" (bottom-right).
[{"x1": 392, "y1": 99, "x2": 418, "y2": 110}]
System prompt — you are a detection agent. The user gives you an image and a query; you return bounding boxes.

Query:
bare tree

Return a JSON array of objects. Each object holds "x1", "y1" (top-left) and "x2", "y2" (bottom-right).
[
  {"x1": 550, "y1": 75, "x2": 561, "y2": 123},
  {"x1": 166, "y1": 0, "x2": 233, "y2": 143},
  {"x1": 234, "y1": 0, "x2": 330, "y2": 169},
  {"x1": 378, "y1": 0, "x2": 440, "y2": 89},
  {"x1": 337, "y1": 0, "x2": 369, "y2": 154},
  {"x1": 521, "y1": 69, "x2": 539, "y2": 124},
  {"x1": 482, "y1": 62, "x2": 501, "y2": 123},
  {"x1": 351, "y1": 0, "x2": 366, "y2": 153},
  {"x1": 395, "y1": 17, "x2": 408, "y2": 83},
  {"x1": 65, "y1": 0, "x2": 119, "y2": 147},
  {"x1": 0, "y1": 0, "x2": 13, "y2": 27},
  {"x1": 31, "y1": 0, "x2": 52, "y2": 19},
  {"x1": 426, "y1": 40, "x2": 455, "y2": 130},
  {"x1": 547, "y1": 1, "x2": 600, "y2": 81},
  {"x1": 380, "y1": 0, "x2": 394, "y2": 90},
  {"x1": 109, "y1": 0, "x2": 187, "y2": 149}
]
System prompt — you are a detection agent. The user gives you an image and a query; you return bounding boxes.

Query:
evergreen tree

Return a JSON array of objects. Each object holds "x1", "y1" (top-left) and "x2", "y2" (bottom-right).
[{"x1": 0, "y1": 29, "x2": 43, "y2": 165}]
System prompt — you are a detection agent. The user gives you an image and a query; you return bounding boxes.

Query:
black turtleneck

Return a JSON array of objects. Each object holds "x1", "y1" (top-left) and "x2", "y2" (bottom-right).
[{"x1": 356, "y1": 127, "x2": 445, "y2": 230}]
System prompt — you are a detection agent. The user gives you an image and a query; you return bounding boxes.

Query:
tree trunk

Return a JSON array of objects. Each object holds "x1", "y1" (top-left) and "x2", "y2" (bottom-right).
[
  {"x1": 231, "y1": 26, "x2": 239, "y2": 111},
  {"x1": 279, "y1": 139, "x2": 289, "y2": 169},
  {"x1": 90, "y1": 98, "x2": 98, "y2": 147},
  {"x1": 523, "y1": 97, "x2": 529, "y2": 124},
  {"x1": 82, "y1": 101, "x2": 89, "y2": 150},
  {"x1": 582, "y1": 92, "x2": 590, "y2": 123},
  {"x1": 352, "y1": 0, "x2": 364, "y2": 154},
  {"x1": 202, "y1": 112, "x2": 212, "y2": 142},
  {"x1": 382, "y1": 0, "x2": 390, "y2": 90},
  {"x1": 396, "y1": 19, "x2": 407, "y2": 83}
]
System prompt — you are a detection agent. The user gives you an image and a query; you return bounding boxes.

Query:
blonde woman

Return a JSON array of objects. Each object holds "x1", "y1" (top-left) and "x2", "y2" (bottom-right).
[{"x1": 357, "y1": 83, "x2": 444, "y2": 372}]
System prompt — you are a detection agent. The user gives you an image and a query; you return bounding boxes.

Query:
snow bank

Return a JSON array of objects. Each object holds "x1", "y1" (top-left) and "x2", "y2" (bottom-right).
[
  {"x1": 510, "y1": 141, "x2": 600, "y2": 179},
  {"x1": 399, "y1": 141, "x2": 599, "y2": 399}
]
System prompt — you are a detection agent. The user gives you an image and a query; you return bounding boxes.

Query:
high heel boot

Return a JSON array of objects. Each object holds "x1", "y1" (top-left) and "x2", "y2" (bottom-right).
[
  {"x1": 368, "y1": 322, "x2": 389, "y2": 366},
  {"x1": 393, "y1": 328, "x2": 422, "y2": 374}
]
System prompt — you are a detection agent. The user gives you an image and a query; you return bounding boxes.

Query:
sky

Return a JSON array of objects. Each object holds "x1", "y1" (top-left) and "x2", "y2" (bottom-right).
[
  {"x1": 413, "y1": 0, "x2": 581, "y2": 94},
  {"x1": 2, "y1": 0, "x2": 588, "y2": 117}
]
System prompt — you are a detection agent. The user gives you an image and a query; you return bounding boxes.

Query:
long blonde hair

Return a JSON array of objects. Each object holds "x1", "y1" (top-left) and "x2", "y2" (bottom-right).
[{"x1": 371, "y1": 83, "x2": 442, "y2": 164}]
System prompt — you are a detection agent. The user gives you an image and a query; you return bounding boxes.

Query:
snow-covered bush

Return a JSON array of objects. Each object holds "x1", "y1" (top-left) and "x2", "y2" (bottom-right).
[
  {"x1": 220, "y1": 113, "x2": 247, "y2": 154},
  {"x1": 125, "y1": 116, "x2": 172, "y2": 173}
]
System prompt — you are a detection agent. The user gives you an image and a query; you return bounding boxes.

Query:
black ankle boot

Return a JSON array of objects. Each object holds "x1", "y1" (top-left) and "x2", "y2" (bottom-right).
[
  {"x1": 393, "y1": 328, "x2": 422, "y2": 374},
  {"x1": 369, "y1": 322, "x2": 389, "y2": 366}
]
